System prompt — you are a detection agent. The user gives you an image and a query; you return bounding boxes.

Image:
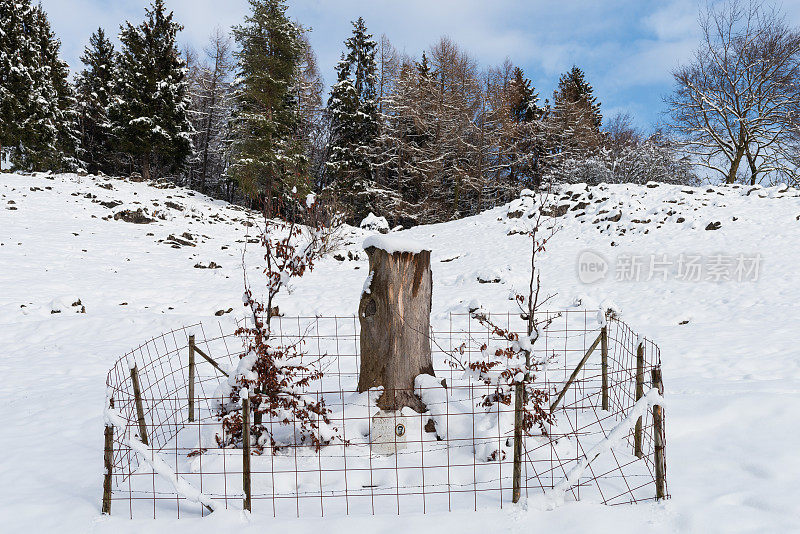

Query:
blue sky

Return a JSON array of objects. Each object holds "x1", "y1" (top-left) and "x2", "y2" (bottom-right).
[{"x1": 39, "y1": 0, "x2": 800, "y2": 130}]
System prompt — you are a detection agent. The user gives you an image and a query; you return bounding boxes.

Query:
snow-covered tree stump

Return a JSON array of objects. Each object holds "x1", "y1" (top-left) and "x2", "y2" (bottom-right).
[{"x1": 358, "y1": 235, "x2": 435, "y2": 412}]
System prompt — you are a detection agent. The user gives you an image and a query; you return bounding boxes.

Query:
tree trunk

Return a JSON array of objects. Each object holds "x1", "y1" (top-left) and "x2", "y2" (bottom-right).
[
  {"x1": 727, "y1": 124, "x2": 747, "y2": 184},
  {"x1": 358, "y1": 245, "x2": 434, "y2": 412},
  {"x1": 141, "y1": 156, "x2": 151, "y2": 181},
  {"x1": 745, "y1": 147, "x2": 758, "y2": 186},
  {"x1": 726, "y1": 146, "x2": 744, "y2": 184}
]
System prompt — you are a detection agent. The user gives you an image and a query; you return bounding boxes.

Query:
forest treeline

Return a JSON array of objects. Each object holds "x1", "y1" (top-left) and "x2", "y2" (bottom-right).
[{"x1": 2, "y1": 0, "x2": 798, "y2": 225}]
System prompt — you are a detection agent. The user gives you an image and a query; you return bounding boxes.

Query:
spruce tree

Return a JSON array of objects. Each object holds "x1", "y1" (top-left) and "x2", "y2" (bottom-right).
[
  {"x1": 228, "y1": 0, "x2": 306, "y2": 214},
  {"x1": 509, "y1": 67, "x2": 540, "y2": 124},
  {"x1": 0, "y1": 0, "x2": 36, "y2": 170},
  {"x1": 549, "y1": 65, "x2": 605, "y2": 175},
  {"x1": 507, "y1": 67, "x2": 543, "y2": 186},
  {"x1": 109, "y1": 0, "x2": 192, "y2": 180},
  {"x1": 326, "y1": 17, "x2": 380, "y2": 222},
  {"x1": 417, "y1": 52, "x2": 431, "y2": 79},
  {"x1": 1, "y1": 0, "x2": 76, "y2": 171},
  {"x1": 34, "y1": 6, "x2": 79, "y2": 171},
  {"x1": 20, "y1": 4, "x2": 60, "y2": 170},
  {"x1": 76, "y1": 28, "x2": 115, "y2": 174},
  {"x1": 556, "y1": 65, "x2": 601, "y2": 128}
]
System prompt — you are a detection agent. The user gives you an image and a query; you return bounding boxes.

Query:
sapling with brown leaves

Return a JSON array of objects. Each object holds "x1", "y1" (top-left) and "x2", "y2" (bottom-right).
[
  {"x1": 216, "y1": 189, "x2": 343, "y2": 453},
  {"x1": 448, "y1": 184, "x2": 560, "y2": 501}
]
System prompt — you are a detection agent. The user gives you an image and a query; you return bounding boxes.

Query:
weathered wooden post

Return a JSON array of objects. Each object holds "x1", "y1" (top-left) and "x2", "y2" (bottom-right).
[
  {"x1": 102, "y1": 397, "x2": 114, "y2": 515},
  {"x1": 358, "y1": 236, "x2": 434, "y2": 413},
  {"x1": 651, "y1": 368, "x2": 666, "y2": 500},
  {"x1": 601, "y1": 324, "x2": 609, "y2": 411},
  {"x1": 512, "y1": 380, "x2": 524, "y2": 503},
  {"x1": 188, "y1": 335, "x2": 195, "y2": 423},
  {"x1": 242, "y1": 389, "x2": 252, "y2": 512},
  {"x1": 130, "y1": 363, "x2": 149, "y2": 446},
  {"x1": 634, "y1": 341, "x2": 644, "y2": 458},
  {"x1": 549, "y1": 333, "x2": 603, "y2": 413}
]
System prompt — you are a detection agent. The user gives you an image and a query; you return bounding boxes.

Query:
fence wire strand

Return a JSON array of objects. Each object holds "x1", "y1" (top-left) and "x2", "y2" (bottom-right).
[{"x1": 104, "y1": 310, "x2": 668, "y2": 519}]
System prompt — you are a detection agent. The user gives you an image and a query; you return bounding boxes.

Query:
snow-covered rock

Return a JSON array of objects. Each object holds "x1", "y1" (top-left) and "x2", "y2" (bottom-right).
[{"x1": 359, "y1": 212, "x2": 389, "y2": 234}]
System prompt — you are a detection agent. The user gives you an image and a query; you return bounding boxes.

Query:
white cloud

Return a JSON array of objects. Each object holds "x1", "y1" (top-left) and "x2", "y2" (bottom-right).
[
  {"x1": 38, "y1": 0, "x2": 719, "y2": 128},
  {"x1": 644, "y1": 0, "x2": 699, "y2": 41}
]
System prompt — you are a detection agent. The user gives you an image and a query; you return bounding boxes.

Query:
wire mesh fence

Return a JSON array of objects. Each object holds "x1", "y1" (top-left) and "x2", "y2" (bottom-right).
[{"x1": 103, "y1": 310, "x2": 667, "y2": 519}]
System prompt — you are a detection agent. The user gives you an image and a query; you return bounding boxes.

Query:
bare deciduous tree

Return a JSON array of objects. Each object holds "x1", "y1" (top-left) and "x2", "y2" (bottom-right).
[
  {"x1": 669, "y1": 0, "x2": 800, "y2": 185},
  {"x1": 293, "y1": 27, "x2": 326, "y2": 186},
  {"x1": 185, "y1": 28, "x2": 235, "y2": 195},
  {"x1": 376, "y1": 34, "x2": 399, "y2": 115}
]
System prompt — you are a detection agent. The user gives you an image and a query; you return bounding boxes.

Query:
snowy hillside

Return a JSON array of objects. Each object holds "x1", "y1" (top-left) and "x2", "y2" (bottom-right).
[{"x1": 1, "y1": 172, "x2": 799, "y2": 533}]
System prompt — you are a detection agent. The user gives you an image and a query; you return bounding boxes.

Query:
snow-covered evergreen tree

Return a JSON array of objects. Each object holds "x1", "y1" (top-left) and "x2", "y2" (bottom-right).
[
  {"x1": 1, "y1": 0, "x2": 31, "y2": 169},
  {"x1": 228, "y1": 0, "x2": 306, "y2": 214},
  {"x1": 34, "y1": 6, "x2": 79, "y2": 171},
  {"x1": 109, "y1": 0, "x2": 192, "y2": 180},
  {"x1": 548, "y1": 65, "x2": 605, "y2": 181},
  {"x1": 506, "y1": 66, "x2": 545, "y2": 187},
  {"x1": 76, "y1": 28, "x2": 115, "y2": 174},
  {"x1": 509, "y1": 68, "x2": 540, "y2": 124},
  {"x1": 556, "y1": 66, "x2": 601, "y2": 128},
  {"x1": 326, "y1": 17, "x2": 381, "y2": 222},
  {"x1": 0, "y1": 0, "x2": 76, "y2": 171}
]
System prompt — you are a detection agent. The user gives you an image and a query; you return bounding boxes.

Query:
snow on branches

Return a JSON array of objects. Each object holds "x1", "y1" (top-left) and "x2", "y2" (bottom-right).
[
  {"x1": 448, "y1": 311, "x2": 555, "y2": 439},
  {"x1": 216, "y1": 189, "x2": 343, "y2": 453}
]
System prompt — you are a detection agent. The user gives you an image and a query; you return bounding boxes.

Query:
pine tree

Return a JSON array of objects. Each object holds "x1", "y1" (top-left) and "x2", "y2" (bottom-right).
[
  {"x1": 551, "y1": 65, "x2": 603, "y2": 152},
  {"x1": 109, "y1": 0, "x2": 192, "y2": 180},
  {"x1": 1, "y1": 0, "x2": 76, "y2": 171},
  {"x1": 556, "y1": 65, "x2": 602, "y2": 128},
  {"x1": 509, "y1": 67, "x2": 540, "y2": 124},
  {"x1": 507, "y1": 67, "x2": 544, "y2": 187},
  {"x1": 326, "y1": 17, "x2": 381, "y2": 222},
  {"x1": 326, "y1": 56, "x2": 360, "y2": 178},
  {"x1": 228, "y1": 0, "x2": 306, "y2": 214},
  {"x1": 548, "y1": 65, "x2": 605, "y2": 179},
  {"x1": 0, "y1": 0, "x2": 37, "y2": 170},
  {"x1": 19, "y1": 4, "x2": 60, "y2": 171},
  {"x1": 417, "y1": 52, "x2": 431, "y2": 78},
  {"x1": 76, "y1": 28, "x2": 115, "y2": 174},
  {"x1": 34, "y1": 6, "x2": 79, "y2": 171}
]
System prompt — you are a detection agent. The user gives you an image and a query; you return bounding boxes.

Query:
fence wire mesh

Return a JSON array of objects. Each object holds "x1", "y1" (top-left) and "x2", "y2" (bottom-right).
[{"x1": 104, "y1": 310, "x2": 667, "y2": 519}]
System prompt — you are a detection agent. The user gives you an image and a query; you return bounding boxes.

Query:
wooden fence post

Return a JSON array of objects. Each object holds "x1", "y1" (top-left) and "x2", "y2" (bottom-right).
[
  {"x1": 242, "y1": 391, "x2": 252, "y2": 512},
  {"x1": 512, "y1": 380, "x2": 523, "y2": 503},
  {"x1": 652, "y1": 368, "x2": 666, "y2": 500},
  {"x1": 188, "y1": 336, "x2": 195, "y2": 423},
  {"x1": 634, "y1": 341, "x2": 644, "y2": 458},
  {"x1": 102, "y1": 397, "x2": 114, "y2": 515},
  {"x1": 130, "y1": 364, "x2": 149, "y2": 446},
  {"x1": 549, "y1": 333, "x2": 603, "y2": 414},
  {"x1": 601, "y1": 325, "x2": 609, "y2": 411}
]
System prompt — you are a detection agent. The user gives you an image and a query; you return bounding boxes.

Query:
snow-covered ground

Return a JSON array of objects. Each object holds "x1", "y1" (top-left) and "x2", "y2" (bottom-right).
[{"x1": 1, "y1": 172, "x2": 799, "y2": 533}]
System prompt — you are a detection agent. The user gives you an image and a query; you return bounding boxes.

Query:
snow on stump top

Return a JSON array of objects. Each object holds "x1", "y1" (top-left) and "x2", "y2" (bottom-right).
[
  {"x1": 359, "y1": 212, "x2": 390, "y2": 234},
  {"x1": 362, "y1": 234, "x2": 430, "y2": 254},
  {"x1": 358, "y1": 234, "x2": 434, "y2": 412}
]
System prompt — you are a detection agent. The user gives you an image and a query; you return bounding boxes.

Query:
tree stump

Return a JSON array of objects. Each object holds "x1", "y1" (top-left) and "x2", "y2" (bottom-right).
[{"x1": 358, "y1": 236, "x2": 435, "y2": 412}]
